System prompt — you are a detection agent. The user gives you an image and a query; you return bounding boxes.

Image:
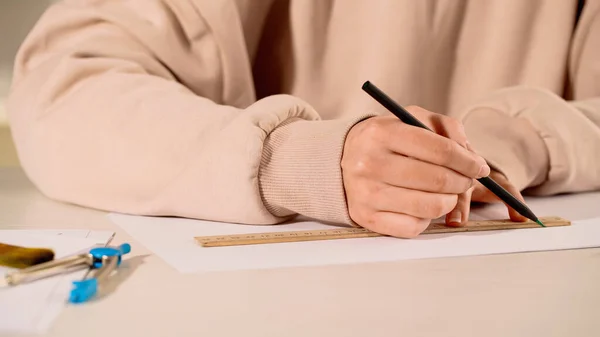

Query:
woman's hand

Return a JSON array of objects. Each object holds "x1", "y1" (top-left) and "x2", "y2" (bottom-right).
[{"x1": 341, "y1": 106, "x2": 491, "y2": 238}]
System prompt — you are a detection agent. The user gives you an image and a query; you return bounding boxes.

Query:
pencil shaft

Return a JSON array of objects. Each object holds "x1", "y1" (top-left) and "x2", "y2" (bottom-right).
[
  {"x1": 477, "y1": 176, "x2": 537, "y2": 220},
  {"x1": 362, "y1": 82, "x2": 431, "y2": 130}
]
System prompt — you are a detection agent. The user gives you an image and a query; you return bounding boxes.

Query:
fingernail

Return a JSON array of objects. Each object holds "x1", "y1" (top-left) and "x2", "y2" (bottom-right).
[
  {"x1": 477, "y1": 164, "x2": 491, "y2": 178},
  {"x1": 449, "y1": 211, "x2": 462, "y2": 225}
]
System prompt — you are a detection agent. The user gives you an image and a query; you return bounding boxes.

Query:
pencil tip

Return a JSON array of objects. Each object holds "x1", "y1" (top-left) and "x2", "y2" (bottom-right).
[{"x1": 536, "y1": 219, "x2": 546, "y2": 227}]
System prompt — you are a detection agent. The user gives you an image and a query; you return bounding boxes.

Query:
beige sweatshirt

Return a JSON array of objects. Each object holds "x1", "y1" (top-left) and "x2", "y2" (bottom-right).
[{"x1": 6, "y1": 0, "x2": 600, "y2": 226}]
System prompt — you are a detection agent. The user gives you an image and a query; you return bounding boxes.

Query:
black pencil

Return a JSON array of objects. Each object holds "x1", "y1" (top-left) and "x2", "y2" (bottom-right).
[{"x1": 361, "y1": 81, "x2": 545, "y2": 227}]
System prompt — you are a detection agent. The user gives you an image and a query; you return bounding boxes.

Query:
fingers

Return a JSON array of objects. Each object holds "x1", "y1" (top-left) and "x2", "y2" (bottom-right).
[
  {"x1": 363, "y1": 212, "x2": 431, "y2": 238},
  {"x1": 471, "y1": 172, "x2": 528, "y2": 222},
  {"x1": 367, "y1": 184, "x2": 459, "y2": 219},
  {"x1": 425, "y1": 112, "x2": 468, "y2": 148},
  {"x1": 386, "y1": 124, "x2": 490, "y2": 179},
  {"x1": 346, "y1": 113, "x2": 488, "y2": 180},
  {"x1": 502, "y1": 183, "x2": 528, "y2": 222},
  {"x1": 390, "y1": 106, "x2": 489, "y2": 179},
  {"x1": 346, "y1": 180, "x2": 457, "y2": 237},
  {"x1": 359, "y1": 153, "x2": 474, "y2": 194},
  {"x1": 471, "y1": 181, "x2": 495, "y2": 202},
  {"x1": 445, "y1": 185, "x2": 474, "y2": 227},
  {"x1": 404, "y1": 106, "x2": 468, "y2": 147}
]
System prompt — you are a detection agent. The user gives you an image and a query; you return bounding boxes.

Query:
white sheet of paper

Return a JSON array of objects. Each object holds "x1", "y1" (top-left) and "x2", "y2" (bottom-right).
[
  {"x1": 0, "y1": 230, "x2": 115, "y2": 335},
  {"x1": 109, "y1": 213, "x2": 600, "y2": 274}
]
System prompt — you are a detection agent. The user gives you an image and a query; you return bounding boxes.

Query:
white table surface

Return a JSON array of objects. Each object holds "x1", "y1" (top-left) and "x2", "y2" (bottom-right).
[{"x1": 1, "y1": 167, "x2": 599, "y2": 337}]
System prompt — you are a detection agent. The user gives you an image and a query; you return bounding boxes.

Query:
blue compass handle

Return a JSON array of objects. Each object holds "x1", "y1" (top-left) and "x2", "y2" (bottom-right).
[
  {"x1": 89, "y1": 243, "x2": 131, "y2": 268},
  {"x1": 69, "y1": 243, "x2": 131, "y2": 304}
]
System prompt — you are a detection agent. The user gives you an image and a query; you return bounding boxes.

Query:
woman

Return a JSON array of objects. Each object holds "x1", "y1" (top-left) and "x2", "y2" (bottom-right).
[{"x1": 7, "y1": 0, "x2": 600, "y2": 238}]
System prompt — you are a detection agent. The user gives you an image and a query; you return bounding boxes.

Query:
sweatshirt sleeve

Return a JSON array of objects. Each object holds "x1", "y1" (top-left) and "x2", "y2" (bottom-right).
[
  {"x1": 460, "y1": 1, "x2": 600, "y2": 196},
  {"x1": 6, "y1": 0, "x2": 369, "y2": 225}
]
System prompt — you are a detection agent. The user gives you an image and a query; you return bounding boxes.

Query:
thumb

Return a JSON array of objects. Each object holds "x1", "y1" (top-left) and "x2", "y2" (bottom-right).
[{"x1": 445, "y1": 185, "x2": 475, "y2": 227}]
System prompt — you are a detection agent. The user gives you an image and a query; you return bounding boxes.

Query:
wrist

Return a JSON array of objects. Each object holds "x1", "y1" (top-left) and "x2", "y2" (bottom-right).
[{"x1": 258, "y1": 114, "x2": 375, "y2": 224}]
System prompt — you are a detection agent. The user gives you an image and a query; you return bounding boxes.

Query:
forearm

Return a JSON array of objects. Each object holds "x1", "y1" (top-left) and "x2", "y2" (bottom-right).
[
  {"x1": 7, "y1": 0, "x2": 365, "y2": 226},
  {"x1": 8, "y1": 56, "x2": 323, "y2": 223}
]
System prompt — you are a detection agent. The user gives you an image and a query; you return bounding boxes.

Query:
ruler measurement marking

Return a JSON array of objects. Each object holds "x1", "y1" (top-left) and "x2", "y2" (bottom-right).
[{"x1": 195, "y1": 217, "x2": 570, "y2": 247}]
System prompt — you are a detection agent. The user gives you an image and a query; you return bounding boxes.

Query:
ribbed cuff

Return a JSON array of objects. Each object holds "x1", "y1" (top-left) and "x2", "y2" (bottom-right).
[{"x1": 258, "y1": 115, "x2": 374, "y2": 225}]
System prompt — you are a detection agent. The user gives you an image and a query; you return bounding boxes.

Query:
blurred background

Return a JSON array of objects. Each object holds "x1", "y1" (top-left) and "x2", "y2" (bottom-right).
[{"x1": 0, "y1": 1, "x2": 57, "y2": 167}]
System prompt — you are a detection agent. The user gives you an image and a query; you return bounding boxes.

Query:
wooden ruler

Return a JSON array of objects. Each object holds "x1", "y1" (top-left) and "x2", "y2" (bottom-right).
[{"x1": 195, "y1": 216, "x2": 570, "y2": 247}]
